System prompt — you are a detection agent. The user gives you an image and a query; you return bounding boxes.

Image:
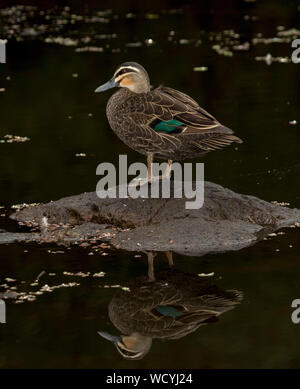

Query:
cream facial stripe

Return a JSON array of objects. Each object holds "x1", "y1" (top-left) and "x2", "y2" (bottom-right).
[
  {"x1": 114, "y1": 65, "x2": 141, "y2": 76},
  {"x1": 114, "y1": 66, "x2": 140, "y2": 82}
]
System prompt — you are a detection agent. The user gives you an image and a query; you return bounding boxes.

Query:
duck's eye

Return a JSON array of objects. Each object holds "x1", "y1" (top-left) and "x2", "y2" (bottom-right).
[{"x1": 115, "y1": 69, "x2": 128, "y2": 78}]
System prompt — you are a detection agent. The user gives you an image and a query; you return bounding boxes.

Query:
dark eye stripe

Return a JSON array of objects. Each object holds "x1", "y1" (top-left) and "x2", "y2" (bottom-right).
[{"x1": 115, "y1": 67, "x2": 138, "y2": 78}]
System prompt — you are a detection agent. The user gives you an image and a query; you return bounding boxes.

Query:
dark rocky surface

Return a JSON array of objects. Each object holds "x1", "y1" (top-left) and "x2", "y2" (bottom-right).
[{"x1": 3, "y1": 181, "x2": 300, "y2": 256}]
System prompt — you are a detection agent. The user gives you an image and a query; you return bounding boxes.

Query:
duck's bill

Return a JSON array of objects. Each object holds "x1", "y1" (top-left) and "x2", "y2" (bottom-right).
[
  {"x1": 95, "y1": 78, "x2": 119, "y2": 92},
  {"x1": 98, "y1": 331, "x2": 121, "y2": 344}
]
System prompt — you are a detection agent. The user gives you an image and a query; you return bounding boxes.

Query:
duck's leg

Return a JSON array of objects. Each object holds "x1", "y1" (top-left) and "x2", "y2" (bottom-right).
[
  {"x1": 129, "y1": 153, "x2": 153, "y2": 187},
  {"x1": 130, "y1": 156, "x2": 171, "y2": 187},
  {"x1": 162, "y1": 160, "x2": 172, "y2": 179},
  {"x1": 148, "y1": 158, "x2": 172, "y2": 182},
  {"x1": 147, "y1": 252, "x2": 156, "y2": 282},
  {"x1": 165, "y1": 251, "x2": 174, "y2": 267},
  {"x1": 147, "y1": 153, "x2": 153, "y2": 181}
]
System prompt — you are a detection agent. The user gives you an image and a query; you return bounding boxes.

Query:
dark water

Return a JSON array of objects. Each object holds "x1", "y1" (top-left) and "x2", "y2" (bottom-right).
[{"x1": 0, "y1": 1, "x2": 300, "y2": 368}]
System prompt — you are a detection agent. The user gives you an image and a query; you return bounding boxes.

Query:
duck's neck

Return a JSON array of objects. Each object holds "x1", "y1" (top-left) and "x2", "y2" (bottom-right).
[
  {"x1": 132, "y1": 80, "x2": 150, "y2": 93},
  {"x1": 122, "y1": 81, "x2": 150, "y2": 94}
]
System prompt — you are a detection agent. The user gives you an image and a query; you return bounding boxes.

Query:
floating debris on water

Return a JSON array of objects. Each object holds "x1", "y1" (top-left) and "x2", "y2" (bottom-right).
[
  {"x1": 212, "y1": 44, "x2": 233, "y2": 57},
  {"x1": 244, "y1": 15, "x2": 258, "y2": 21},
  {"x1": 164, "y1": 8, "x2": 183, "y2": 15},
  {"x1": 193, "y1": 66, "x2": 208, "y2": 72},
  {"x1": 233, "y1": 42, "x2": 250, "y2": 51},
  {"x1": 102, "y1": 284, "x2": 130, "y2": 291},
  {"x1": 0, "y1": 134, "x2": 30, "y2": 143},
  {"x1": 125, "y1": 13, "x2": 136, "y2": 19},
  {"x1": 122, "y1": 287, "x2": 130, "y2": 292},
  {"x1": 93, "y1": 272, "x2": 105, "y2": 277},
  {"x1": 145, "y1": 38, "x2": 154, "y2": 46},
  {"x1": 198, "y1": 272, "x2": 215, "y2": 277},
  {"x1": 40, "y1": 282, "x2": 80, "y2": 292},
  {"x1": 84, "y1": 16, "x2": 110, "y2": 24},
  {"x1": 0, "y1": 280, "x2": 80, "y2": 303},
  {"x1": 255, "y1": 53, "x2": 290, "y2": 65},
  {"x1": 35, "y1": 271, "x2": 46, "y2": 282},
  {"x1": 277, "y1": 28, "x2": 300, "y2": 37},
  {"x1": 5, "y1": 277, "x2": 16, "y2": 283},
  {"x1": 45, "y1": 36, "x2": 78, "y2": 46},
  {"x1": 145, "y1": 13, "x2": 159, "y2": 20},
  {"x1": 263, "y1": 53, "x2": 272, "y2": 65},
  {"x1": 125, "y1": 42, "x2": 142, "y2": 48},
  {"x1": 63, "y1": 271, "x2": 90, "y2": 277},
  {"x1": 75, "y1": 46, "x2": 104, "y2": 53},
  {"x1": 96, "y1": 33, "x2": 117, "y2": 40},
  {"x1": 179, "y1": 38, "x2": 190, "y2": 45}
]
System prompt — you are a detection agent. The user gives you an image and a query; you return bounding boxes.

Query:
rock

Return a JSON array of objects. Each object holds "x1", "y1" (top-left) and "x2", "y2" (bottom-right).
[
  {"x1": 6, "y1": 181, "x2": 300, "y2": 256},
  {"x1": 0, "y1": 232, "x2": 37, "y2": 245}
]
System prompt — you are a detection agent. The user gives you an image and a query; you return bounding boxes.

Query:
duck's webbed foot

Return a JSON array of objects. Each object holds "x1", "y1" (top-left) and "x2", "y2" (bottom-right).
[
  {"x1": 128, "y1": 158, "x2": 172, "y2": 187},
  {"x1": 128, "y1": 176, "x2": 151, "y2": 187},
  {"x1": 128, "y1": 174, "x2": 168, "y2": 188}
]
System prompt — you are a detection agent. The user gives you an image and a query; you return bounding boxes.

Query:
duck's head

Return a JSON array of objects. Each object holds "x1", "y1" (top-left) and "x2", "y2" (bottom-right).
[
  {"x1": 95, "y1": 62, "x2": 150, "y2": 94},
  {"x1": 98, "y1": 331, "x2": 152, "y2": 360}
]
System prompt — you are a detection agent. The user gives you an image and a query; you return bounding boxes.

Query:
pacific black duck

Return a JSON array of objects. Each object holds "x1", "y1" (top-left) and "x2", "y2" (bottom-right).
[
  {"x1": 98, "y1": 268, "x2": 243, "y2": 360},
  {"x1": 95, "y1": 62, "x2": 242, "y2": 182}
]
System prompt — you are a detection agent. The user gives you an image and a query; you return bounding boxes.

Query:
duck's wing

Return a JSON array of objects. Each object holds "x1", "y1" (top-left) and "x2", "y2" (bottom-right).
[
  {"x1": 157, "y1": 85, "x2": 216, "y2": 121},
  {"x1": 131, "y1": 86, "x2": 242, "y2": 151},
  {"x1": 124, "y1": 86, "x2": 242, "y2": 153},
  {"x1": 152, "y1": 86, "x2": 238, "y2": 134}
]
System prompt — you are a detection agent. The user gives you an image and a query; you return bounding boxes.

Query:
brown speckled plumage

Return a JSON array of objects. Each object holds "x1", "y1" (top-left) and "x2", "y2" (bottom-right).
[{"x1": 99, "y1": 62, "x2": 242, "y2": 161}]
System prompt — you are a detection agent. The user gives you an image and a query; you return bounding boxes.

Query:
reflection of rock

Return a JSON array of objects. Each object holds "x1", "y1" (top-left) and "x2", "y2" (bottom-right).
[
  {"x1": 99, "y1": 269, "x2": 242, "y2": 360},
  {"x1": 8, "y1": 181, "x2": 300, "y2": 255}
]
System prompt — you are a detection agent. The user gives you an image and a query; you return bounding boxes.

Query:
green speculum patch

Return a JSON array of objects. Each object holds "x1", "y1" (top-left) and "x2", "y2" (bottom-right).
[{"x1": 152, "y1": 119, "x2": 185, "y2": 133}]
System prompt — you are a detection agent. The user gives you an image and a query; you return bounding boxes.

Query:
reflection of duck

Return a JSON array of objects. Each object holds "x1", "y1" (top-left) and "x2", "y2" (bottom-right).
[
  {"x1": 98, "y1": 268, "x2": 242, "y2": 360},
  {"x1": 95, "y1": 62, "x2": 242, "y2": 183}
]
